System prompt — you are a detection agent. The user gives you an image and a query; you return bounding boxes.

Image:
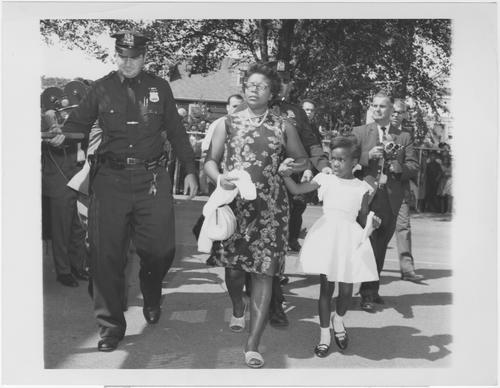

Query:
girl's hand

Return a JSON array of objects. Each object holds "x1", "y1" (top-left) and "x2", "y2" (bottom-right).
[
  {"x1": 372, "y1": 215, "x2": 382, "y2": 229},
  {"x1": 218, "y1": 174, "x2": 238, "y2": 190},
  {"x1": 278, "y1": 158, "x2": 295, "y2": 177},
  {"x1": 321, "y1": 166, "x2": 333, "y2": 175},
  {"x1": 300, "y1": 169, "x2": 313, "y2": 182}
]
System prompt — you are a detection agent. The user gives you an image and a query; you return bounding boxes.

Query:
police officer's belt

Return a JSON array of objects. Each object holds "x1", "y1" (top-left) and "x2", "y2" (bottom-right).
[{"x1": 99, "y1": 153, "x2": 167, "y2": 170}]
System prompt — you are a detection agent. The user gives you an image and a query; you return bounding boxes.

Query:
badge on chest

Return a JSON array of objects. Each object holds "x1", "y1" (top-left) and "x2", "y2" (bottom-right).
[{"x1": 148, "y1": 87, "x2": 159, "y2": 103}]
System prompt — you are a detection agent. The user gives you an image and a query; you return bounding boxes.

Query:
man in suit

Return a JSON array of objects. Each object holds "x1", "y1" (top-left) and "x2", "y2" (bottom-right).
[
  {"x1": 352, "y1": 92, "x2": 419, "y2": 312},
  {"x1": 390, "y1": 99, "x2": 424, "y2": 282}
]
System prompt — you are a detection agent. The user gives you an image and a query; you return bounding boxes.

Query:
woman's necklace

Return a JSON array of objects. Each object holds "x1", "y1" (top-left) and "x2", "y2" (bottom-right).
[{"x1": 246, "y1": 108, "x2": 269, "y2": 127}]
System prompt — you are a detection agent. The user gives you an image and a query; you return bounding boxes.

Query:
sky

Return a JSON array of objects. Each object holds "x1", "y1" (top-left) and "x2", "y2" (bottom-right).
[{"x1": 42, "y1": 34, "x2": 116, "y2": 80}]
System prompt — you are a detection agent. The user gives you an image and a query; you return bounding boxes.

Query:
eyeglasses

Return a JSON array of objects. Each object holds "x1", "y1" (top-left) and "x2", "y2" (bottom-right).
[{"x1": 244, "y1": 82, "x2": 270, "y2": 92}]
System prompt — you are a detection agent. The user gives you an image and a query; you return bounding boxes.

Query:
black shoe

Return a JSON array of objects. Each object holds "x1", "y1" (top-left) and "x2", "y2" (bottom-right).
[
  {"x1": 279, "y1": 275, "x2": 289, "y2": 285},
  {"x1": 314, "y1": 343, "x2": 330, "y2": 358},
  {"x1": 71, "y1": 267, "x2": 90, "y2": 281},
  {"x1": 360, "y1": 296, "x2": 375, "y2": 312},
  {"x1": 288, "y1": 239, "x2": 301, "y2": 252},
  {"x1": 269, "y1": 304, "x2": 289, "y2": 327},
  {"x1": 97, "y1": 337, "x2": 120, "y2": 352},
  {"x1": 333, "y1": 329, "x2": 349, "y2": 350},
  {"x1": 401, "y1": 271, "x2": 425, "y2": 283},
  {"x1": 56, "y1": 273, "x2": 78, "y2": 287},
  {"x1": 143, "y1": 306, "x2": 161, "y2": 324},
  {"x1": 372, "y1": 295, "x2": 385, "y2": 305}
]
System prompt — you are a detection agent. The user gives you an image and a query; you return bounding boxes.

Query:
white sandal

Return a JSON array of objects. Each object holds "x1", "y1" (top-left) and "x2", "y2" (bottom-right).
[
  {"x1": 245, "y1": 351, "x2": 264, "y2": 368},
  {"x1": 229, "y1": 299, "x2": 247, "y2": 332}
]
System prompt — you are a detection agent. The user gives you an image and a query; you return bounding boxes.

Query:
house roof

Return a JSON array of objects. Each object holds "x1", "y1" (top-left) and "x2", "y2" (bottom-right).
[{"x1": 169, "y1": 59, "x2": 245, "y2": 104}]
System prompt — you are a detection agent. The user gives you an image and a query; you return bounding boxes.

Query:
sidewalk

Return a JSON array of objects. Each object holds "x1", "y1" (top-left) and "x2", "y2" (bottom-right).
[{"x1": 43, "y1": 198, "x2": 452, "y2": 369}]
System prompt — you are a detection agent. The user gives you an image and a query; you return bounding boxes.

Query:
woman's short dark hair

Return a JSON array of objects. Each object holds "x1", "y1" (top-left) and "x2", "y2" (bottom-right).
[
  {"x1": 244, "y1": 62, "x2": 282, "y2": 98},
  {"x1": 330, "y1": 135, "x2": 361, "y2": 160}
]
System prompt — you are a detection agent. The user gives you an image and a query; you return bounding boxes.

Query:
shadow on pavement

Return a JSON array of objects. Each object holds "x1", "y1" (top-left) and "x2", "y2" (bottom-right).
[
  {"x1": 340, "y1": 326, "x2": 452, "y2": 362},
  {"x1": 380, "y1": 268, "x2": 452, "y2": 286}
]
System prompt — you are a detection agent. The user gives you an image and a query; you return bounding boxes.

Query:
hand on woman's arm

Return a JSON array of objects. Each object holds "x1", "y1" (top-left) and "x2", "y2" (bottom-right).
[
  {"x1": 284, "y1": 120, "x2": 310, "y2": 173},
  {"x1": 203, "y1": 118, "x2": 237, "y2": 190}
]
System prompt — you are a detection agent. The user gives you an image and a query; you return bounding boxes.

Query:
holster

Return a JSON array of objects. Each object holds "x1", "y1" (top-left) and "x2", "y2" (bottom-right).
[{"x1": 87, "y1": 154, "x2": 101, "y2": 195}]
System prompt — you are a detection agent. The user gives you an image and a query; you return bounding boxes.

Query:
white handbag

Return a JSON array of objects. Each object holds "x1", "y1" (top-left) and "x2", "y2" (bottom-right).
[{"x1": 205, "y1": 205, "x2": 237, "y2": 241}]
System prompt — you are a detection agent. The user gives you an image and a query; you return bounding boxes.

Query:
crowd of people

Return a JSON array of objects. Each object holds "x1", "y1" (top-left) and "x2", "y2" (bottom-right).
[{"x1": 41, "y1": 29, "x2": 451, "y2": 368}]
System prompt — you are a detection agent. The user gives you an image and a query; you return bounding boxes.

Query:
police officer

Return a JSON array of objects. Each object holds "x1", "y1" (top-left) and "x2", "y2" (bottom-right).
[
  {"x1": 49, "y1": 30, "x2": 198, "y2": 352},
  {"x1": 42, "y1": 104, "x2": 89, "y2": 287}
]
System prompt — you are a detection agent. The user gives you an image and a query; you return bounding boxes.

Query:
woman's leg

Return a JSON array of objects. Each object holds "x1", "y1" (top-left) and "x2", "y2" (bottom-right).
[
  {"x1": 318, "y1": 274, "x2": 335, "y2": 328},
  {"x1": 225, "y1": 268, "x2": 246, "y2": 317},
  {"x1": 245, "y1": 273, "x2": 273, "y2": 352}
]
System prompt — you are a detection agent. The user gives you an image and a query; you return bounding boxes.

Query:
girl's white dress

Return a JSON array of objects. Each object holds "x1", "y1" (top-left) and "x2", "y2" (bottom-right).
[{"x1": 299, "y1": 173, "x2": 379, "y2": 283}]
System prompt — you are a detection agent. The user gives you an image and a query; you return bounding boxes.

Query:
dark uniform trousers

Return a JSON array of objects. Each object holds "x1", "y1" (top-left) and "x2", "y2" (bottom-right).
[
  {"x1": 359, "y1": 187, "x2": 398, "y2": 298},
  {"x1": 49, "y1": 188, "x2": 87, "y2": 275},
  {"x1": 89, "y1": 165, "x2": 175, "y2": 339},
  {"x1": 42, "y1": 145, "x2": 87, "y2": 277}
]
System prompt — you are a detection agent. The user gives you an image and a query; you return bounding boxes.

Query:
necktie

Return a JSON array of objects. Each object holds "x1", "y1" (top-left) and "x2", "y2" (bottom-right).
[
  {"x1": 381, "y1": 126, "x2": 387, "y2": 142},
  {"x1": 124, "y1": 78, "x2": 139, "y2": 122}
]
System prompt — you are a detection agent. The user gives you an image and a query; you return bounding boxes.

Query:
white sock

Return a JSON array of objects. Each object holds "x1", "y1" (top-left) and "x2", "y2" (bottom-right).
[
  {"x1": 319, "y1": 327, "x2": 331, "y2": 345},
  {"x1": 333, "y1": 313, "x2": 345, "y2": 332}
]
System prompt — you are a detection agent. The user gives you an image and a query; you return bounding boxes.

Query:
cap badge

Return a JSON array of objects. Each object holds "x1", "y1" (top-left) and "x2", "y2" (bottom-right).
[
  {"x1": 123, "y1": 32, "x2": 134, "y2": 47},
  {"x1": 149, "y1": 87, "x2": 159, "y2": 103}
]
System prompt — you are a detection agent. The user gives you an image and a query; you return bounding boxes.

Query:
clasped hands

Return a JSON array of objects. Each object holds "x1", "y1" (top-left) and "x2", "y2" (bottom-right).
[{"x1": 278, "y1": 158, "x2": 332, "y2": 180}]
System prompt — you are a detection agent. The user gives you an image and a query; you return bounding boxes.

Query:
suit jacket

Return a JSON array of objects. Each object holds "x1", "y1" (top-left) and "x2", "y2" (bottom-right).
[{"x1": 352, "y1": 122, "x2": 419, "y2": 214}]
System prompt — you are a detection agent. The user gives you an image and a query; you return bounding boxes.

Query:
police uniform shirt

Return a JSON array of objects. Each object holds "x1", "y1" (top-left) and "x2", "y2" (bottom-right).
[{"x1": 62, "y1": 70, "x2": 196, "y2": 175}]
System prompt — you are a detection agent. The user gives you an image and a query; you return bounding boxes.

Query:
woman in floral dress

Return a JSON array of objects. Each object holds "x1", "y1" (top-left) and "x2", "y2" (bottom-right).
[{"x1": 204, "y1": 63, "x2": 308, "y2": 368}]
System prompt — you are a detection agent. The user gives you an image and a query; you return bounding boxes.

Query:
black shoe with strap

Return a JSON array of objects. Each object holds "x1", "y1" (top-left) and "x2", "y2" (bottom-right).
[
  {"x1": 314, "y1": 343, "x2": 330, "y2": 358},
  {"x1": 333, "y1": 328, "x2": 349, "y2": 350}
]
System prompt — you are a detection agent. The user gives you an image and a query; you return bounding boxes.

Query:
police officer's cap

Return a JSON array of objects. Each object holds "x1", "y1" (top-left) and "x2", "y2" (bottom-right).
[{"x1": 111, "y1": 30, "x2": 150, "y2": 58}]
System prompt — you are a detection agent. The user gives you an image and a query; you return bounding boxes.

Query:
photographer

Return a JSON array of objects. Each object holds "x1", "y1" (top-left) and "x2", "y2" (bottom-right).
[{"x1": 352, "y1": 92, "x2": 419, "y2": 312}]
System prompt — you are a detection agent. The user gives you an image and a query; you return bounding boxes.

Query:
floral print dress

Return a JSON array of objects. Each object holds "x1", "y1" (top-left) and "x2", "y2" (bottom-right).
[{"x1": 212, "y1": 110, "x2": 292, "y2": 277}]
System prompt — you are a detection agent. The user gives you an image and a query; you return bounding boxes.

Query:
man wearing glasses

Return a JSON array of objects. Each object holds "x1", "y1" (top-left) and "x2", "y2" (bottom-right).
[{"x1": 391, "y1": 99, "x2": 424, "y2": 283}]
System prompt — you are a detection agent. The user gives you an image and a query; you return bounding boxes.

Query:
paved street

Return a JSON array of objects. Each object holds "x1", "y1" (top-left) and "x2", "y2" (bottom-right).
[{"x1": 43, "y1": 197, "x2": 452, "y2": 370}]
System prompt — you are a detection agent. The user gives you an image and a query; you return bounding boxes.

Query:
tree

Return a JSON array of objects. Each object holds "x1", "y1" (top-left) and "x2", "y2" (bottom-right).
[{"x1": 41, "y1": 19, "x2": 451, "y2": 127}]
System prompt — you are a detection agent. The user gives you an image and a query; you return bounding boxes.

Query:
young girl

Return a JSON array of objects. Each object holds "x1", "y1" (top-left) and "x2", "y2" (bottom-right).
[{"x1": 280, "y1": 135, "x2": 380, "y2": 357}]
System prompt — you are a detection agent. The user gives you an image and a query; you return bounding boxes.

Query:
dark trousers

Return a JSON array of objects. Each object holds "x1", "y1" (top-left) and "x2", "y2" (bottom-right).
[
  {"x1": 359, "y1": 188, "x2": 398, "y2": 298},
  {"x1": 288, "y1": 194, "x2": 307, "y2": 242},
  {"x1": 89, "y1": 166, "x2": 175, "y2": 339},
  {"x1": 395, "y1": 199, "x2": 416, "y2": 274},
  {"x1": 47, "y1": 188, "x2": 87, "y2": 275}
]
